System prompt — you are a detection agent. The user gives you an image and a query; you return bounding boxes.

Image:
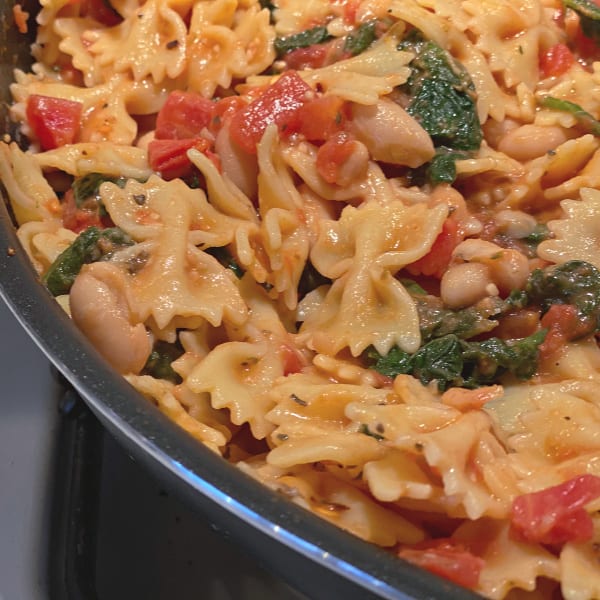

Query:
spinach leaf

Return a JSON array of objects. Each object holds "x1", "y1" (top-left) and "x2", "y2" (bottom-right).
[
  {"x1": 274, "y1": 26, "x2": 332, "y2": 58},
  {"x1": 410, "y1": 335, "x2": 465, "y2": 389},
  {"x1": 526, "y1": 260, "x2": 600, "y2": 320},
  {"x1": 72, "y1": 172, "x2": 128, "y2": 217},
  {"x1": 142, "y1": 340, "x2": 184, "y2": 384},
  {"x1": 368, "y1": 330, "x2": 547, "y2": 391},
  {"x1": 461, "y1": 330, "x2": 547, "y2": 386},
  {"x1": 344, "y1": 21, "x2": 377, "y2": 56},
  {"x1": 206, "y1": 246, "x2": 245, "y2": 279},
  {"x1": 399, "y1": 30, "x2": 483, "y2": 151},
  {"x1": 563, "y1": 0, "x2": 600, "y2": 44},
  {"x1": 366, "y1": 345, "x2": 414, "y2": 379},
  {"x1": 415, "y1": 295, "x2": 508, "y2": 343},
  {"x1": 43, "y1": 226, "x2": 134, "y2": 296},
  {"x1": 72, "y1": 172, "x2": 127, "y2": 206},
  {"x1": 426, "y1": 147, "x2": 469, "y2": 184},
  {"x1": 540, "y1": 96, "x2": 600, "y2": 136}
]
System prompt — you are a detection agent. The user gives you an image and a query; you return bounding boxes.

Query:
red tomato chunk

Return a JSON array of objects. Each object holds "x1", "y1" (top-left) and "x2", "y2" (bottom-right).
[
  {"x1": 26, "y1": 94, "x2": 83, "y2": 150},
  {"x1": 510, "y1": 474, "x2": 600, "y2": 545},
  {"x1": 148, "y1": 138, "x2": 216, "y2": 180},
  {"x1": 315, "y1": 131, "x2": 356, "y2": 184},
  {"x1": 155, "y1": 90, "x2": 214, "y2": 140},
  {"x1": 406, "y1": 215, "x2": 462, "y2": 279},
  {"x1": 398, "y1": 538, "x2": 484, "y2": 589},
  {"x1": 229, "y1": 71, "x2": 313, "y2": 154},
  {"x1": 284, "y1": 94, "x2": 349, "y2": 142},
  {"x1": 539, "y1": 43, "x2": 574, "y2": 78}
]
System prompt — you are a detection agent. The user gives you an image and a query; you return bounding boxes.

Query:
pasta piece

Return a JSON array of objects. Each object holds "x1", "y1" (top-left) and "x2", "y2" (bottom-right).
[
  {"x1": 454, "y1": 520, "x2": 560, "y2": 599},
  {"x1": 85, "y1": 0, "x2": 187, "y2": 83},
  {"x1": 126, "y1": 374, "x2": 229, "y2": 453},
  {"x1": 186, "y1": 341, "x2": 279, "y2": 439},
  {"x1": 299, "y1": 200, "x2": 447, "y2": 356},
  {"x1": 34, "y1": 142, "x2": 151, "y2": 180},
  {"x1": 16, "y1": 221, "x2": 76, "y2": 274},
  {"x1": 538, "y1": 189, "x2": 600, "y2": 270},
  {"x1": 0, "y1": 142, "x2": 61, "y2": 225}
]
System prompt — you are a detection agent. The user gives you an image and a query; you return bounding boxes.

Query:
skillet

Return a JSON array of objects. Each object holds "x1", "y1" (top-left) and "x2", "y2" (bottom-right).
[{"x1": 0, "y1": 3, "x2": 478, "y2": 598}]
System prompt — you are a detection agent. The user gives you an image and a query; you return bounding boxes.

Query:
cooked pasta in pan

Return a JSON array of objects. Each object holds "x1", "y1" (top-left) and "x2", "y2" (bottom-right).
[{"x1": 5, "y1": 0, "x2": 600, "y2": 596}]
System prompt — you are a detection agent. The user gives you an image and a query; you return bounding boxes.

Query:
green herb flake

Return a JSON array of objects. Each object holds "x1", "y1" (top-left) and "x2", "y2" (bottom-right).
[{"x1": 359, "y1": 424, "x2": 385, "y2": 441}]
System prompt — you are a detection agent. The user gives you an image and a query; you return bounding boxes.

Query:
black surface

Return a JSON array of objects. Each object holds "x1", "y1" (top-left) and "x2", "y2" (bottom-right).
[{"x1": 49, "y1": 390, "x2": 307, "y2": 600}]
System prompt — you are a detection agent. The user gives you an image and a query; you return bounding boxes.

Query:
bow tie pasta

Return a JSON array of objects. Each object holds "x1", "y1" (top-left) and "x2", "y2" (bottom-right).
[{"x1": 6, "y1": 0, "x2": 600, "y2": 597}]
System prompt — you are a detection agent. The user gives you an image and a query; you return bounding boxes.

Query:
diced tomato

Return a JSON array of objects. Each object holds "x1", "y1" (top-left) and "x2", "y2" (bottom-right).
[
  {"x1": 343, "y1": 0, "x2": 360, "y2": 25},
  {"x1": 539, "y1": 43, "x2": 574, "y2": 79},
  {"x1": 208, "y1": 96, "x2": 247, "y2": 136},
  {"x1": 26, "y1": 95, "x2": 83, "y2": 150},
  {"x1": 398, "y1": 538, "x2": 484, "y2": 589},
  {"x1": 406, "y1": 216, "x2": 463, "y2": 279},
  {"x1": 61, "y1": 189, "x2": 107, "y2": 233},
  {"x1": 229, "y1": 71, "x2": 313, "y2": 154},
  {"x1": 537, "y1": 303, "x2": 591, "y2": 362},
  {"x1": 148, "y1": 138, "x2": 215, "y2": 180},
  {"x1": 279, "y1": 342, "x2": 306, "y2": 375},
  {"x1": 283, "y1": 43, "x2": 331, "y2": 70},
  {"x1": 155, "y1": 90, "x2": 214, "y2": 140},
  {"x1": 315, "y1": 131, "x2": 356, "y2": 184},
  {"x1": 510, "y1": 475, "x2": 600, "y2": 545},
  {"x1": 284, "y1": 94, "x2": 349, "y2": 142}
]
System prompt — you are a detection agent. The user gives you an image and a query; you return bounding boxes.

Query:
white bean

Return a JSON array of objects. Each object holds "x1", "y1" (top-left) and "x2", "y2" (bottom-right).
[
  {"x1": 70, "y1": 262, "x2": 152, "y2": 374},
  {"x1": 350, "y1": 98, "x2": 435, "y2": 167},
  {"x1": 498, "y1": 124, "x2": 570, "y2": 162},
  {"x1": 441, "y1": 263, "x2": 496, "y2": 309},
  {"x1": 482, "y1": 249, "x2": 530, "y2": 295},
  {"x1": 494, "y1": 209, "x2": 537, "y2": 239}
]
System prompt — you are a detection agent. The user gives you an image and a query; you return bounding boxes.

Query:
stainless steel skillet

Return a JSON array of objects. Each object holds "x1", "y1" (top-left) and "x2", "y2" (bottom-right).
[{"x1": 0, "y1": 3, "x2": 478, "y2": 598}]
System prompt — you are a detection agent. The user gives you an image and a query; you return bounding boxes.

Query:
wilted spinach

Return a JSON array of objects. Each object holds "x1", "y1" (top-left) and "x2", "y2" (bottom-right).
[
  {"x1": 43, "y1": 226, "x2": 134, "y2": 296},
  {"x1": 367, "y1": 331, "x2": 547, "y2": 391},
  {"x1": 399, "y1": 30, "x2": 483, "y2": 152},
  {"x1": 143, "y1": 340, "x2": 184, "y2": 384},
  {"x1": 274, "y1": 26, "x2": 332, "y2": 58}
]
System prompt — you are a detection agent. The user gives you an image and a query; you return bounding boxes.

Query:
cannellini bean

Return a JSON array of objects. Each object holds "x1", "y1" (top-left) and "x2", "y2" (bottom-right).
[
  {"x1": 452, "y1": 239, "x2": 504, "y2": 262},
  {"x1": 451, "y1": 239, "x2": 530, "y2": 296},
  {"x1": 481, "y1": 248, "x2": 530, "y2": 295},
  {"x1": 498, "y1": 124, "x2": 571, "y2": 162},
  {"x1": 350, "y1": 98, "x2": 435, "y2": 167},
  {"x1": 215, "y1": 122, "x2": 258, "y2": 199},
  {"x1": 494, "y1": 209, "x2": 537, "y2": 239},
  {"x1": 70, "y1": 262, "x2": 152, "y2": 374},
  {"x1": 440, "y1": 262, "x2": 497, "y2": 309}
]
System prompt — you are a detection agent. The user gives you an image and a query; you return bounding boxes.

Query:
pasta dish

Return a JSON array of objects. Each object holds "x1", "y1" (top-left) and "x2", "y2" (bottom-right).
[{"x1": 5, "y1": 0, "x2": 600, "y2": 596}]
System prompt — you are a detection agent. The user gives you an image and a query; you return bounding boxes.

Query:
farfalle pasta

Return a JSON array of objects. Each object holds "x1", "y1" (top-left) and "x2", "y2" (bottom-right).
[{"x1": 7, "y1": 0, "x2": 600, "y2": 597}]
